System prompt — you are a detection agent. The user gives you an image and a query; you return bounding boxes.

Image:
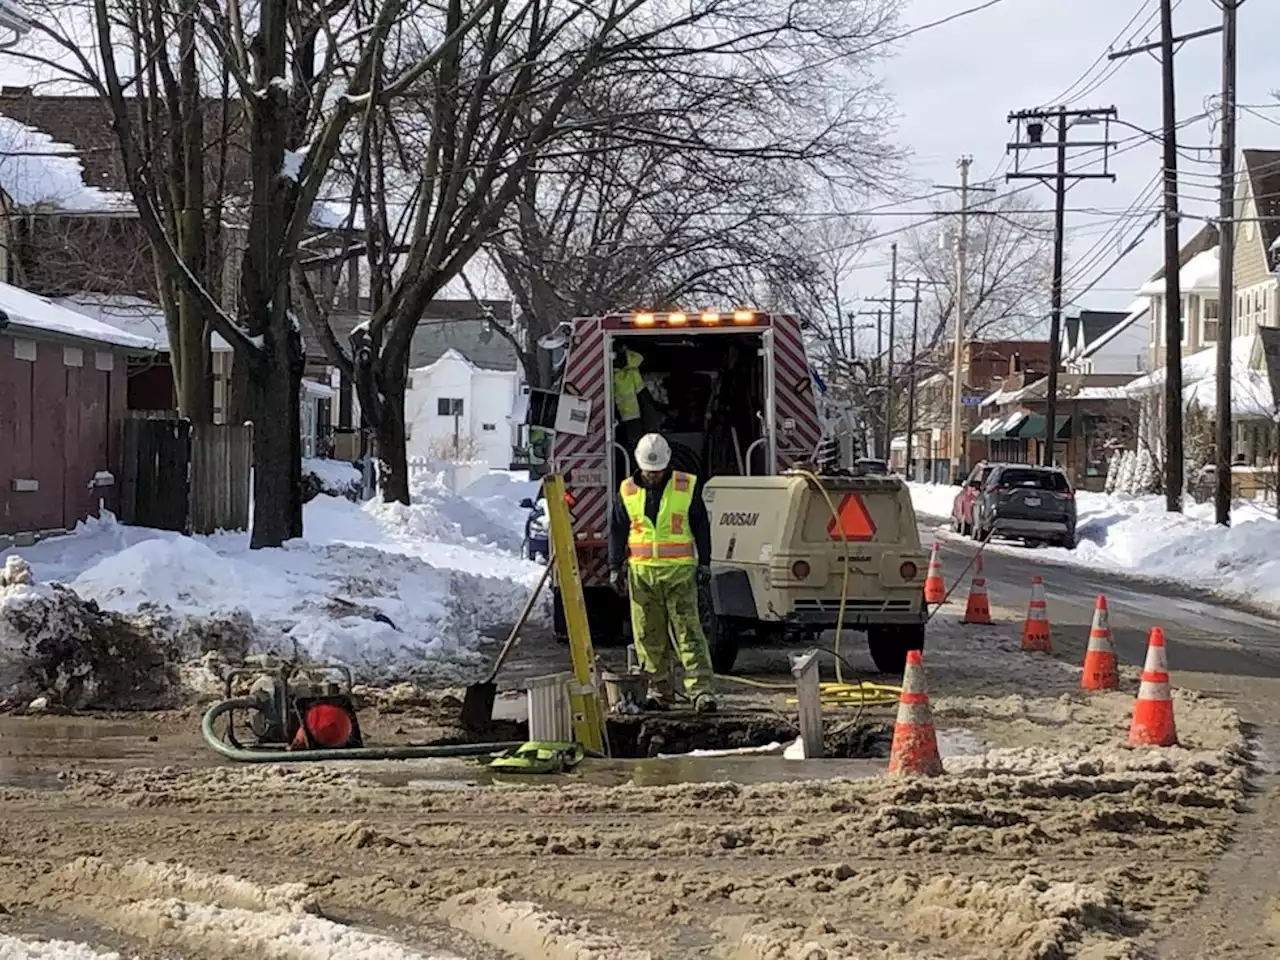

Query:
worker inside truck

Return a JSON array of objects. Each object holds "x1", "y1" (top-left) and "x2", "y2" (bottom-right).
[{"x1": 610, "y1": 334, "x2": 765, "y2": 487}]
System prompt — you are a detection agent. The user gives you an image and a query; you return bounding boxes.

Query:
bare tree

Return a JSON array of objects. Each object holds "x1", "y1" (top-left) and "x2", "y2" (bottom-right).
[
  {"x1": 902, "y1": 191, "x2": 1054, "y2": 355},
  {"x1": 481, "y1": 16, "x2": 899, "y2": 391},
  {"x1": 299, "y1": 0, "x2": 905, "y2": 504},
  {"x1": 17, "y1": 0, "x2": 454, "y2": 545}
]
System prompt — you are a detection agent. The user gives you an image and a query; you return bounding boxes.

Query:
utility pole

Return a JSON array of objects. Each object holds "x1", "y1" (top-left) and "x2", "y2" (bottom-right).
[
  {"x1": 1110, "y1": 11, "x2": 1221, "y2": 512},
  {"x1": 865, "y1": 243, "x2": 901, "y2": 464},
  {"x1": 857, "y1": 306, "x2": 886, "y2": 458},
  {"x1": 1214, "y1": 0, "x2": 1240, "y2": 526},
  {"x1": 933, "y1": 159, "x2": 995, "y2": 484},
  {"x1": 906, "y1": 280, "x2": 923, "y2": 480},
  {"x1": 1007, "y1": 105, "x2": 1117, "y2": 467}
]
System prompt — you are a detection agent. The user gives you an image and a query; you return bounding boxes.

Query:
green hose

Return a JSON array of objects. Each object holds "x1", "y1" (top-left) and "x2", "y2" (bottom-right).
[{"x1": 202, "y1": 697, "x2": 524, "y2": 764}]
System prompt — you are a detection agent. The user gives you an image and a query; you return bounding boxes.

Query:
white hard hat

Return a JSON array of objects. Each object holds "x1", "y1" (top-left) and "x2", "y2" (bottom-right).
[{"x1": 635, "y1": 433, "x2": 672, "y2": 471}]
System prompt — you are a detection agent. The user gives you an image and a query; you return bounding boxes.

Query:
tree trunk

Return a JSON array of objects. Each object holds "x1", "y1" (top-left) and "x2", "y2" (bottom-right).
[
  {"x1": 249, "y1": 319, "x2": 304, "y2": 547},
  {"x1": 374, "y1": 381, "x2": 410, "y2": 505},
  {"x1": 175, "y1": 292, "x2": 212, "y2": 422}
]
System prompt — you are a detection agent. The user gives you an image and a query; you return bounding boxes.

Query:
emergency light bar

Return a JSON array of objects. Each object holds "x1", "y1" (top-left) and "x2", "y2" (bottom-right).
[{"x1": 623, "y1": 309, "x2": 765, "y2": 327}]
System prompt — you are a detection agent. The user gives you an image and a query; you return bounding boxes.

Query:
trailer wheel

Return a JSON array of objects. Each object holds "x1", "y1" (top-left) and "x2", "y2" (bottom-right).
[
  {"x1": 867, "y1": 624, "x2": 926, "y2": 675},
  {"x1": 698, "y1": 579, "x2": 740, "y2": 674}
]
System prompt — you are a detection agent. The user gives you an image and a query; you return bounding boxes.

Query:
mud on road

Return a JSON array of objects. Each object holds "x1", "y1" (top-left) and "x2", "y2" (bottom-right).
[{"x1": 0, "y1": 603, "x2": 1261, "y2": 959}]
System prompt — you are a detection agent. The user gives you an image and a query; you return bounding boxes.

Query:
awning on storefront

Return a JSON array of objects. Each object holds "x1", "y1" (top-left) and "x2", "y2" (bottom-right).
[
  {"x1": 1010, "y1": 413, "x2": 1071, "y2": 439},
  {"x1": 1002, "y1": 411, "x2": 1029, "y2": 434},
  {"x1": 971, "y1": 416, "x2": 1007, "y2": 440}
]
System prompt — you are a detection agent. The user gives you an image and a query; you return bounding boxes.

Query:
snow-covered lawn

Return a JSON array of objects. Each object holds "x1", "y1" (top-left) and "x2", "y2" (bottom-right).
[
  {"x1": 1, "y1": 470, "x2": 544, "y2": 687},
  {"x1": 910, "y1": 480, "x2": 1280, "y2": 613}
]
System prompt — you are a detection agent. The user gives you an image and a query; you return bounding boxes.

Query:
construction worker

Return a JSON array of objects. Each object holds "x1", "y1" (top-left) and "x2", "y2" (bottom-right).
[
  {"x1": 608, "y1": 433, "x2": 716, "y2": 713},
  {"x1": 612, "y1": 344, "x2": 649, "y2": 447}
]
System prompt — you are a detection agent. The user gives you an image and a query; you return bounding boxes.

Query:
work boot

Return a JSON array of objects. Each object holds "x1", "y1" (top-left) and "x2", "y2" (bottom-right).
[
  {"x1": 694, "y1": 693, "x2": 717, "y2": 714},
  {"x1": 643, "y1": 694, "x2": 670, "y2": 712}
]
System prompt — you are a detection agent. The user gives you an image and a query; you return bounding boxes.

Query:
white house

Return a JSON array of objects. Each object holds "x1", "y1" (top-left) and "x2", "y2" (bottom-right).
[
  {"x1": 405, "y1": 348, "x2": 520, "y2": 466},
  {"x1": 1064, "y1": 300, "x2": 1151, "y2": 376}
]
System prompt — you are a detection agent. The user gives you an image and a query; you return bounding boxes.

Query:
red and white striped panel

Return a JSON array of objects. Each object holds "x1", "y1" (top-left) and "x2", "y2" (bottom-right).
[
  {"x1": 552, "y1": 318, "x2": 613, "y2": 587},
  {"x1": 551, "y1": 318, "x2": 607, "y2": 462},
  {"x1": 772, "y1": 316, "x2": 823, "y2": 464}
]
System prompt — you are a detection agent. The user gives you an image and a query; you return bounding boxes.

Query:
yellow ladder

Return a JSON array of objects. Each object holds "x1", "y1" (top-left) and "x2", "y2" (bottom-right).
[{"x1": 542, "y1": 474, "x2": 610, "y2": 756}]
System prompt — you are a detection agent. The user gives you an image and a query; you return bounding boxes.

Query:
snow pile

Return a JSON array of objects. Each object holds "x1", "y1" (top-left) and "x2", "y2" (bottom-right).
[
  {"x1": 908, "y1": 482, "x2": 959, "y2": 519},
  {"x1": 1063, "y1": 492, "x2": 1280, "y2": 609},
  {"x1": 301, "y1": 457, "x2": 362, "y2": 501},
  {"x1": 459, "y1": 470, "x2": 539, "y2": 535},
  {"x1": 2, "y1": 482, "x2": 544, "y2": 688},
  {"x1": 912, "y1": 481, "x2": 1280, "y2": 613}
]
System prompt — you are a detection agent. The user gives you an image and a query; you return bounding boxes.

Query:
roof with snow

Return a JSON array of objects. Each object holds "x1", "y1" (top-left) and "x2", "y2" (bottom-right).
[
  {"x1": 1140, "y1": 245, "x2": 1220, "y2": 296},
  {"x1": 0, "y1": 280, "x2": 154, "y2": 349},
  {"x1": 1141, "y1": 222, "x2": 1219, "y2": 287},
  {"x1": 329, "y1": 300, "x2": 518, "y2": 371},
  {"x1": 0, "y1": 91, "x2": 357, "y2": 230},
  {"x1": 54, "y1": 293, "x2": 233, "y2": 353},
  {"x1": 1077, "y1": 299, "x2": 1149, "y2": 361},
  {"x1": 1126, "y1": 332, "x2": 1276, "y2": 416},
  {"x1": 1063, "y1": 309, "x2": 1128, "y2": 356}
]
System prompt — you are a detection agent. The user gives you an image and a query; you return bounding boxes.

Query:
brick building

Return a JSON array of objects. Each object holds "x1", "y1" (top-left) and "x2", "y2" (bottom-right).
[{"x1": 903, "y1": 339, "x2": 1053, "y2": 481}]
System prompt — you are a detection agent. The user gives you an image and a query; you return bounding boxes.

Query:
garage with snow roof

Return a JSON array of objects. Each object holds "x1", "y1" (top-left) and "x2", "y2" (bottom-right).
[{"x1": 0, "y1": 279, "x2": 153, "y2": 539}]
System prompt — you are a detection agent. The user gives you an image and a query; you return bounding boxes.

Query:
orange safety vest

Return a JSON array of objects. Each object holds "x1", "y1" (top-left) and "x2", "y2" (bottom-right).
[{"x1": 620, "y1": 471, "x2": 697, "y2": 566}]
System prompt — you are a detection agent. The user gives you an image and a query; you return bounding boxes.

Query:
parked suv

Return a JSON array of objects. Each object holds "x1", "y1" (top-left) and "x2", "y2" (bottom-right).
[
  {"x1": 951, "y1": 461, "x2": 1002, "y2": 535},
  {"x1": 970, "y1": 464, "x2": 1077, "y2": 549}
]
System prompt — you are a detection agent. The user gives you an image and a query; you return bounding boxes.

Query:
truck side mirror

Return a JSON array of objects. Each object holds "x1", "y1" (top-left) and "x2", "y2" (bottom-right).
[{"x1": 519, "y1": 498, "x2": 535, "y2": 509}]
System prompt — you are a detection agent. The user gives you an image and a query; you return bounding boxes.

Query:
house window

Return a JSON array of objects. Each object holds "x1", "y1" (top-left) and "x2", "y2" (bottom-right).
[
  {"x1": 482, "y1": 423, "x2": 496, "y2": 432},
  {"x1": 437, "y1": 397, "x2": 464, "y2": 416},
  {"x1": 1202, "y1": 298, "x2": 1220, "y2": 342}
]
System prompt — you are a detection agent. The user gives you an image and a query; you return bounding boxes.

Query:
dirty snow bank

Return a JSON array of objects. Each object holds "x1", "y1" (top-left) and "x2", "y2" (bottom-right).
[
  {"x1": 910, "y1": 481, "x2": 1280, "y2": 613},
  {"x1": 34, "y1": 857, "x2": 460, "y2": 959},
  {"x1": 1, "y1": 482, "x2": 544, "y2": 693}
]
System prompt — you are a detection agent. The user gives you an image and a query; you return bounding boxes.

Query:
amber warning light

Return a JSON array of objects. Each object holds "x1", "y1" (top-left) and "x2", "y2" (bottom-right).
[{"x1": 626, "y1": 310, "x2": 763, "y2": 327}]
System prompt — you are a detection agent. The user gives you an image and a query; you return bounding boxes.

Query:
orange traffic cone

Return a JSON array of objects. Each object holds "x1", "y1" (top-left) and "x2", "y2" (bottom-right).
[
  {"x1": 887, "y1": 650, "x2": 943, "y2": 777},
  {"x1": 1081, "y1": 595, "x2": 1119, "y2": 691},
  {"x1": 1129, "y1": 627, "x2": 1177, "y2": 747},
  {"x1": 924, "y1": 542, "x2": 946, "y2": 604},
  {"x1": 1021, "y1": 575, "x2": 1052, "y2": 652},
  {"x1": 962, "y1": 555, "x2": 991, "y2": 625}
]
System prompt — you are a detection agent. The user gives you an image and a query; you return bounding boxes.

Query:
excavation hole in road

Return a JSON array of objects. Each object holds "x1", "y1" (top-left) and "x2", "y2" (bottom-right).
[{"x1": 604, "y1": 713, "x2": 892, "y2": 759}]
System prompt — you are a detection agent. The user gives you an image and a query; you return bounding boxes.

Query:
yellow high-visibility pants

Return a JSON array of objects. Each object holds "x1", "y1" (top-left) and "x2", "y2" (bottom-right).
[{"x1": 627, "y1": 564, "x2": 713, "y2": 697}]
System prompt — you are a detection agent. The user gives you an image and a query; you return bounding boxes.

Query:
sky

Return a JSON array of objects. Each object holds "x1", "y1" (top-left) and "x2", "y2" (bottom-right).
[{"x1": 852, "y1": 0, "x2": 1279, "y2": 339}]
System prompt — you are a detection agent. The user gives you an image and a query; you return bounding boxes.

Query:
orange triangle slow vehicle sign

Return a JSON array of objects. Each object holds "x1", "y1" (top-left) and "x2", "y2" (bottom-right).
[{"x1": 827, "y1": 493, "x2": 877, "y2": 541}]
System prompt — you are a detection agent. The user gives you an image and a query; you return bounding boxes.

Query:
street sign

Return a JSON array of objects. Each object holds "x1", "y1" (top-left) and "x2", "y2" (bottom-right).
[{"x1": 961, "y1": 395, "x2": 986, "y2": 406}]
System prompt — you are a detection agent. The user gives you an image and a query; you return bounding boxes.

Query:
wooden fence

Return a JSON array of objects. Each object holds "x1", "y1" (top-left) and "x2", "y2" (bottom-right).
[{"x1": 121, "y1": 418, "x2": 252, "y2": 533}]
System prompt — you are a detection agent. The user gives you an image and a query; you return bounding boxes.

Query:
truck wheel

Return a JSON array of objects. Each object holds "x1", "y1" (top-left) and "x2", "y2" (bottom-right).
[
  {"x1": 698, "y1": 579, "x2": 739, "y2": 674},
  {"x1": 867, "y1": 624, "x2": 926, "y2": 675}
]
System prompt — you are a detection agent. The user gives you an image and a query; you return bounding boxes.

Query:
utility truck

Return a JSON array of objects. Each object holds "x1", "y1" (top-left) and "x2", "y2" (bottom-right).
[{"x1": 518, "y1": 309, "x2": 826, "y2": 642}]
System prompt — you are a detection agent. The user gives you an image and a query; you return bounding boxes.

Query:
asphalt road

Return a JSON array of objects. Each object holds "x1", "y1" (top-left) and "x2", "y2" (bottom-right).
[{"x1": 918, "y1": 517, "x2": 1280, "y2": 685}]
